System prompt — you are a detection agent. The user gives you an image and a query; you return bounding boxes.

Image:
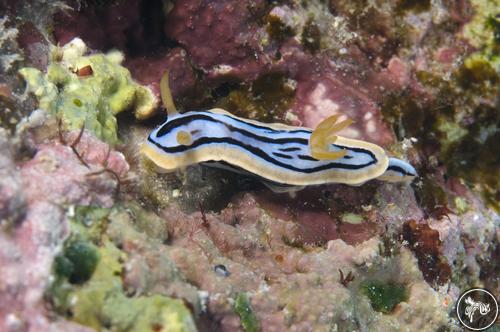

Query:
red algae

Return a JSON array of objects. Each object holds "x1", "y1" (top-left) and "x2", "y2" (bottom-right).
[{"x1": 403, "y1": 219, "x2": 452, "y2": 287}]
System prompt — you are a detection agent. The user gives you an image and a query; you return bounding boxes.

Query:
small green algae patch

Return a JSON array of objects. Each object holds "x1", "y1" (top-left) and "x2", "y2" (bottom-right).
[
  {"x1": 454, "y1": 197, "x2": 469, "y2": 214},
  {"x1": 463, "y1": 0, "x2": 500, "y2": 73},
  {"x1": 302, "y1": 18, "x2": 321, "y2": 53},
  {"x1": 395, "y1": 0, "x2": 431, "y2": 14},
  {"x1": 266, "y1": 11, "x2": 295, "y2": 42},
  {"x1": 19, "y1": 38, "x2": 157, "y2": 145},
  {"x1": 54, "y1": 238, "x2": 100, "y2": 284},
  {"x1": 234, "y1": 293, "x2": 260, "y2": 332},
  {"x1": 361, "y1": 280, "x2": 408, "y2": 314},
  {"x1": 52, "y1": 206, "x2": 111, "y2": 285},
  {"x1": 116, "y1": 200, "x2": 169, "y2": 241},
  {"x1": 49, "y1": 205, "x2": 196, "y2": 332},
  {"x1": 103, "y1": 293, "x2": 197, "y2": 332},
  {"x1": 415, "y1": 176, "x2": 448, "y2": 215},
  {"x1": 0, "y1": 92, "x2": 23, "y2": 134},
  {"x1": 215, "y1": 73, "x2": 295, "y2": 123},
  {"x1": 71, "y1": 205, "x2": 112, "y2": 242},
  {"x1": 435, "y1": 119, "x2": 468, "y2": 150},
  {"x1": 381, "y1": 0, "x2": 500, "y2": 212},
  {"x1": 341, "y1": 213, "x2": 364, "y2": 225}
]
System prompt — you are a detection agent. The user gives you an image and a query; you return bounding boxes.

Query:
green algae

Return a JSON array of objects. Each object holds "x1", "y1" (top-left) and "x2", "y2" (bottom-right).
[
  {"x1": 49, "y1": 204, "x2": 196, "y2": 332},
  {"x1": 282, "y1": 235, "x2": 307, "y2": 250},
  {"x1": 382, "y1": 20, "x2": 499, "y2": 212},
  {"x1": 302, "y1": 18, "x2": 321, "y2": 53},
  {"x1": 54, "y1": 238, "x2": 100, "y2": 284},
  {"x1": 73, "y1": 243, "x2": 194, "y2": 332},
  {"x1": 463, "y1": 0, "x2": 500, "y2": 71},
  {"x1": 395, "y1": 0, "x2": 431, "y2": 14},
  {"x1": 234, "y1": 293, "x2": 260, "y2": 332},
  {"x1": 341, "y1": 213, "x2": 364, "y2": 225},
  {"x1": 0, "y1": 94, "x2": 21, "y2": 135},
  {"x1": 118, "y1": 201, "x2": 169, "y2": 242},
  {"x1": 441, "y1": 106, "x2": 499, "y2": 210},
  {"x1": 52, "y1": 205, "x2": 110, "y2": 284},
  {"x1": 266, "y1": 11, "x2": 295, "y2": 42},
  {"x1": 72, "y1": 205, "x2": 112, "y2": 242},
  {"x1": 435, "y1": 119, "x2": 468, "y2": 149},
  {"x1": 215, "y1": 73, "x2": 295, "y2": 124},
  {"x1": 457, "y1": 54, "x2": 498, "y2": 95},
  {"x1": 64, "y1": 241, "x2": 124, "y2": 328},
  {"x1": 454, "y1": 197, "x2": 469, "y2": 214},
  {"x1": 486, "y1": 14, "x2": 500, "y2": 44},
  {"x1": 415, "y1": 176, "x2": 448, "y2": 215},
  {"x1": 380, "y1": 92, "x2": 430, "y2": 142},
  {"x1": 103, "y1": 293, "x2": 196, "y2": 332},
  {"x1": 19, "y1": 39, "x2": 156, "y2": 145},
  {"x1": 361, "y1": 280, "x2": 408, "y2": 314}
]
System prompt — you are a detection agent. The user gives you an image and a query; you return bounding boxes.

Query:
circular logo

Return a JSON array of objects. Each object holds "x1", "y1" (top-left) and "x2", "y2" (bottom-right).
[{"x1": 456, "y1": 288, "x2": 499, "y2": 331}]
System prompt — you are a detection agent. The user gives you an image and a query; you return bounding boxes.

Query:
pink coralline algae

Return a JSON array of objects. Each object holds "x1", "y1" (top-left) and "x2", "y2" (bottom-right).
[
  {"x1": 290, "y1": 63, "x2": 396, "y2": 146},
  {"x1": 0, "y1": 131, "x2": 25, "y2": 225},
  {"x1": 53, "y1": 0, "x2": 145, "y2": 52},
  {"x1": 164, "y1": 0, "x2": 270, "y2": 81},
  {"x1": 0, "y1": 129, "x2": 128, "y2": 332},
  {"x1": 156, "y1": 191, "x2": 459, "y2": 331},
  {"x1": 125, "y1": 47, "x2": 203, "y2": 107},
  {"x1": 255, "y1": 185, "x2": 382, "y2": 246},
  {"x1": 51, "y1": 0, "x2": 402, "y2": 145},
  {"x1": 21, "y1": 130, "x2": 128, "y2": 206},
  {"x1": 161, "y1": 0, "x2": 400, "y2": 145}
]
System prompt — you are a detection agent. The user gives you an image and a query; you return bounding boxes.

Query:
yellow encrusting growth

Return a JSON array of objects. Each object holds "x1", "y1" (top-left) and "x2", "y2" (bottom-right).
[
  {"x1": 176, "y1": 131, "x2": 192, "y2": 146},
  {"x1": 160, "y1": 71, "x2": 178, "y2": 115},
  {"x1": 309, "y1": 114, "x2": 353, "y2": 160}
]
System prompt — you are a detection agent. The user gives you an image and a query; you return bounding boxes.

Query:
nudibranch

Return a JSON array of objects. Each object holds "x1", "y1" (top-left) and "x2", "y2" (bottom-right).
[{"x1": 141, "y1": 73, "x2": 416, "y2": 192}]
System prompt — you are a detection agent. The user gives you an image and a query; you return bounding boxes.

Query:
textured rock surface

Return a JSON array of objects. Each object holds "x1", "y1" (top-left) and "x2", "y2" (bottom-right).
[
  {"x1": 0, "y1": 129, "x2": 128, "y2": 331},
  {"x1": 0, "y1": 129, "x2": 25, "y2": 226},
  {"x1": 49, "y1": 205, "x2": 197, "y2": 332},
  {"x1": 156, "y1": 192, "x2": 462, "y2": 331}
]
